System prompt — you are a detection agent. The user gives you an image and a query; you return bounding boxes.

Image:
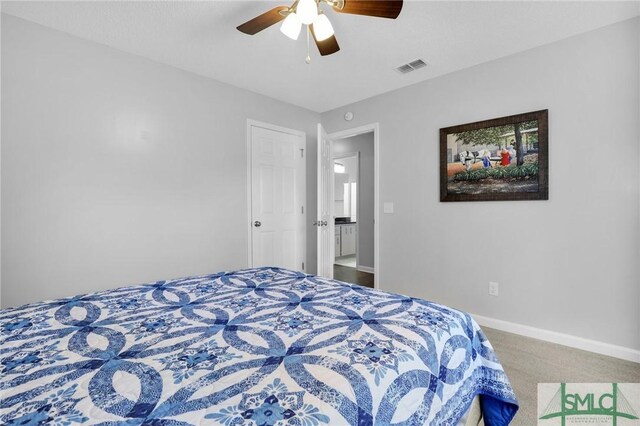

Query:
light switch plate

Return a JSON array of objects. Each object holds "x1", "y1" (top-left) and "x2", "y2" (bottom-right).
[{"x1": 383, "y1": 202, "x2": 394, "y2": 214}]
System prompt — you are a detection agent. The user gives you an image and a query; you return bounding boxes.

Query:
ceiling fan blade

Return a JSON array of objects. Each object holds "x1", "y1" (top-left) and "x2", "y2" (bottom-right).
[
  {"x1": 310, "y1": 25, "x2": 340, "y2": 56},
  {"x1": 333, "y1": 0, "x2": 403, "y2": 19},
  {"x1": 237, "y1": 6, "x2": 289, "y2": 35}
]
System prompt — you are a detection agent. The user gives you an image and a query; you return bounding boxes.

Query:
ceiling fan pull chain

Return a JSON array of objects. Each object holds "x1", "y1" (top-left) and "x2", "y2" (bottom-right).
[{"x1": 305, "y1": 25, "x2": 311, "y2": 64}]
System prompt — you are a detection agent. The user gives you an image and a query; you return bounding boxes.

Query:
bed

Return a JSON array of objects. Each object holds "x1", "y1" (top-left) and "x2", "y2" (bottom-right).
[{"x1": 0, "y1": 267, "x2": 518, "y2": 425}]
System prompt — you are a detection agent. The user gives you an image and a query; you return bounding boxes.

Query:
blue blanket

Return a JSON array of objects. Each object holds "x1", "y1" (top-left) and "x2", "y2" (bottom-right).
[{"x1": 0, "y1": 267, "x2": 518, "y2": 425}]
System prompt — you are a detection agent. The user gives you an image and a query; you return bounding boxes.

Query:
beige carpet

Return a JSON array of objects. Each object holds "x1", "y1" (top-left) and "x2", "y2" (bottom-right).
[{"x1": 482, "y1": 327, "x2": 640, "y2": 425}]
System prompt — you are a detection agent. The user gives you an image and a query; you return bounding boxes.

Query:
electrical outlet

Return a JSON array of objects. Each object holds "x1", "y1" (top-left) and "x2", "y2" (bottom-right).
[{"x1": 489, "y1": 281, "x2": 499, "y2": 296}]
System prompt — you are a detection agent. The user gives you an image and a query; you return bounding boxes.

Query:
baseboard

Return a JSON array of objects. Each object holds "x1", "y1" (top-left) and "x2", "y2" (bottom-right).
[
  {"x1": 357, "y1": 265, "x2": 375, "y2": 274},
  {"x1": 471, "y1": 313, "x2": 640, "y2": 364}
]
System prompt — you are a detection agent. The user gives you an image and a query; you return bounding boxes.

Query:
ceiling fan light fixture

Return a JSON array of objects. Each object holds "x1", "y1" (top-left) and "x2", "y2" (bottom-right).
[
  {"x1": 313, "y1": 13, "x2": 334, "y2": 41},
  {"x1": 237, "y1": 0, "x2": 404, "y2": 60},
  {"x1": 296, "y1": 0, "x2": 318, "y2": 25},
  {"x1": 280, "y1": 12, "x2": 302, "y2": 40}
]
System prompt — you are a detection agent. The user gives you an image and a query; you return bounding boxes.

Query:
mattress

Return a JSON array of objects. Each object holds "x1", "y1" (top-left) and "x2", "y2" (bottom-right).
[{"x1": 0, "y1": 267, "x2": 518, "y2": 425}]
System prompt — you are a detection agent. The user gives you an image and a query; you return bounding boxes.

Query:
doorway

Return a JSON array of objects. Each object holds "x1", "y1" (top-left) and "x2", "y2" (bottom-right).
[
  {"x1": 333, "y1": 134, "x2": 374, "y2": 288},
  {"x1": 316, "y1": 123, "x2": 379, "y2": 289},
  {"x1": 247, "y1": 120, "x2": 306, "y2": 271}
]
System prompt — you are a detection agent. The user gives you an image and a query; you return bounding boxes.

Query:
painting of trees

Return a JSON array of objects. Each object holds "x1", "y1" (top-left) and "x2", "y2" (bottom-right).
[{"x1": 440, "y1": 109, "x2": 548, "y2": 202}]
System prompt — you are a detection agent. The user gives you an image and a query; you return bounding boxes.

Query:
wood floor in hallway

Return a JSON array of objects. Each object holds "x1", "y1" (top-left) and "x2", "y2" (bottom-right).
[{"x1": 333, "y1": 264, "x2": 374, "y2": 288}]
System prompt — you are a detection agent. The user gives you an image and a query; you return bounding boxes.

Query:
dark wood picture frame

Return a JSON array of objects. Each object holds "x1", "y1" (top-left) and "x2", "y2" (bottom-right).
[{"x1": 440, "y1": 109, "x2": 548, "y2": 202}]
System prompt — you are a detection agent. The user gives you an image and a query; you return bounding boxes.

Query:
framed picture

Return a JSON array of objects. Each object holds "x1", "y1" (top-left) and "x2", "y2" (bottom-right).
[{"x1": 440, "y1": 109, "x2": 548, "y2": 202}]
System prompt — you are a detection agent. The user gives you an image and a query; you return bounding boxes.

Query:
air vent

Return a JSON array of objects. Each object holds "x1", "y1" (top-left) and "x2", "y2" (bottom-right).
[
  {"x1": 394, "y1": 59, "x2": 428, "y2": 74},
  {"x1": 408, "y1": 59, "x2": 427, "y2": 70}
]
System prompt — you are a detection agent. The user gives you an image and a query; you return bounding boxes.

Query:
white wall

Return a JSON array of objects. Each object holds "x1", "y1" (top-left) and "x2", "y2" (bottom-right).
[
  {"x1": 0, "y1": 14, "x2": 319, "y2": 307},
  {"x1": 321, "y1": 18, "x2": 640, "y2": 351},
  {"x1": 334, "y1": 133, "x2": 375, "y2": 270}
]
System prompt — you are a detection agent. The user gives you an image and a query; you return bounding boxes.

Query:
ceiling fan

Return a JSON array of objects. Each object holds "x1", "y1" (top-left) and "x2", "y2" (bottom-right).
[{"x1": 237, "y1": 0, "x2": 403, "y2": 59}]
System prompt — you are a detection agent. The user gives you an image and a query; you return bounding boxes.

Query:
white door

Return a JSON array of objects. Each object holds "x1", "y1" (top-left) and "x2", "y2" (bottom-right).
[
  {"x1": 317, "y1": 124, "x2": 334, "y2": 278},
  {"x1": 250, "y1": 124, "x2": 305, "y2": 271}
]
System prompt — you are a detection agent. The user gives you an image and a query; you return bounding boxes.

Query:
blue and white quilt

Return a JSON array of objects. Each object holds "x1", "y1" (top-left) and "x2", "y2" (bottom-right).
[{"x1": 0, "y1": 267, "x2": 518, "y2": 425}]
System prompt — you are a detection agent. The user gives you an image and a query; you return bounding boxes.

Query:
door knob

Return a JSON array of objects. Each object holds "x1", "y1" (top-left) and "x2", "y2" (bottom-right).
[{"x1": 254, "y1": 221, "x2": 262, "y2": 227}]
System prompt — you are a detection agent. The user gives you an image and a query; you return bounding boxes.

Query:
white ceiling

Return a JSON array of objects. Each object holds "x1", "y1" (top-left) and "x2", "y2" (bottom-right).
[{"x1": 2, "y1": 1, "x2": 639, "y2": 112}]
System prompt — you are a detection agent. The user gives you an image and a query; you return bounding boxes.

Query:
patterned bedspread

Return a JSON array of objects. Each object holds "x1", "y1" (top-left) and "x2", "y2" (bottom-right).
[{"x1": 0, "y1": 267, "x2": 518, "y2": 425}]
